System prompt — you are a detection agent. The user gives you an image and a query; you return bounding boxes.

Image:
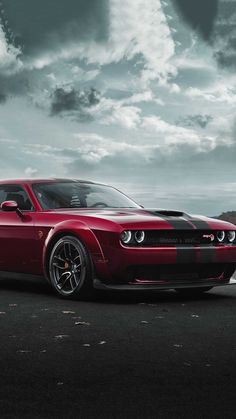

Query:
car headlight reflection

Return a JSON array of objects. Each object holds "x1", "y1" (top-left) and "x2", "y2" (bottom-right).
[
  {"x1": 134, "y1": 230, "x2": 145, "y2": 243},
  {"x1": 216, "y1": 231, "x2": 225, "y2": 242},
  {"x1": 120, "y1": 230, "x2": 132, "y2": 244},
  {"x1": 227, "y1": 231, "x2": 236, "y2": 243}
]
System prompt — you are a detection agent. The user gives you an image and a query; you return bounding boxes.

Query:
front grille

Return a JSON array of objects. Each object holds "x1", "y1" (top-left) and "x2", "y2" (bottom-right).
[
  {"x1": 138, "y1": 230, "x2": 216, "y2": 247},
  {"x1": 127, "y1": 263, "x2": 234, "y2": 282}
]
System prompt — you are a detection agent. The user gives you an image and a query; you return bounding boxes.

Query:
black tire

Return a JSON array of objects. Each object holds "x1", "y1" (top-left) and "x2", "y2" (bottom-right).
[
  {"x1": 48, "y1": 235, "x2": 94, "y2": 299},
  {"x1": 175, "y1": 287, "x2": 213, "y2": 296}
]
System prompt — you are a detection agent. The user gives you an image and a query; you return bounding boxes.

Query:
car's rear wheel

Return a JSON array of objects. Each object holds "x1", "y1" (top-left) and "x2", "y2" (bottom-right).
[
  {"x1": 48, "y1": 235, "x2": 94, "y2": 299},
  {"x1": 175, "y1": 287, "x2": 213, "y2": 296}
]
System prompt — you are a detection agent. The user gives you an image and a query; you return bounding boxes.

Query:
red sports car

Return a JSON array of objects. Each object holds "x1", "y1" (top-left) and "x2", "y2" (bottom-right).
[{"x1": 0, "y1": 178, "x2": 236, "y2": 299}]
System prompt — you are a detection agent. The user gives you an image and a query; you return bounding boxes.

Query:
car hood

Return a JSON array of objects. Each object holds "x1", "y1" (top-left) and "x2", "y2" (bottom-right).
[{"x1": 52, "y1": 208, "x2": 235, "y2": 230}]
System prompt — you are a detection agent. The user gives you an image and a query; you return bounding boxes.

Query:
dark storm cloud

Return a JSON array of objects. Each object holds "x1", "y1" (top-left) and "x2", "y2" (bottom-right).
[
  {"x1": 0, "y1": 72, "x2": 29, "y2": 97},
  {"x1": 0, "y1": 92, "x2": 7, "y2": 104},
  {"x1": 177, "y1": 114, "x2": 213, "y2": 129},
  {"x1": 214, "y1": 49, "x2": 236, "y2": 68},
  {"x1": 171, "y1": 0, "x2": 219, "y2": 41},
  {"x1": 50, "y1": 86, "x2": 100, "y2": 120},
  {"x1": 1, "y1": 0, "x2": 109, "y2": 55},
  {"x1": 213, "y1": 1, "x2": 236, "y2": 69}
]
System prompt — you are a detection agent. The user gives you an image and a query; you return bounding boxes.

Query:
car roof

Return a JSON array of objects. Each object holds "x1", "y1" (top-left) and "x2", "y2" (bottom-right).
[{"x1": 0, "y1": 178, "x2": 97, "y2": 185}]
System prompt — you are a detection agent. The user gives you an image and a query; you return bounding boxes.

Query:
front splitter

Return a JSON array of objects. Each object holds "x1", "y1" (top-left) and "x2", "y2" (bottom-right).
[{"x1": 93, "y1": 277, "x2": 236, "y2": 291}]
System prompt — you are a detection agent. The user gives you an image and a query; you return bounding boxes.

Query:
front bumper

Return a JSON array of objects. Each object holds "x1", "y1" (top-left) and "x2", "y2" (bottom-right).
[{"x1": 93, "y1": 244, "x2": 236, "y2": 288}]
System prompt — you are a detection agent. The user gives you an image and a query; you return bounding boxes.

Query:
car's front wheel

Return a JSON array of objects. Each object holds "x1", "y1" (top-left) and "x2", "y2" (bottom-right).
[{"x1": 48, "y1": 235, "x2": 94, "y2": 299}]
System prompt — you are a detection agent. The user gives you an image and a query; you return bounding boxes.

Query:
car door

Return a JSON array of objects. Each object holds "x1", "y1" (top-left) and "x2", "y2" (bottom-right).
[{"x1": 0, "y1": 184, "x2": 38, "y2": 273}]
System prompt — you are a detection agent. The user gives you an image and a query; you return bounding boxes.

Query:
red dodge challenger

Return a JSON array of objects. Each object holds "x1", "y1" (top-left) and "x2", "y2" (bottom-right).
[{"x1": 0, "y1": 178, "x2": 236, "y2": 299}]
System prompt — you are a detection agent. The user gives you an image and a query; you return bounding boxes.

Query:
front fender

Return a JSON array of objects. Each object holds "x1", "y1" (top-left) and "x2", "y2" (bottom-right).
[{"x1": 42, "y1": 220, "x2": 108, "y2": 280}]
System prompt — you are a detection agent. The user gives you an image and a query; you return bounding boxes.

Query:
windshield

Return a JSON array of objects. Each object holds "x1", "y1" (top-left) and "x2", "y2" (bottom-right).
[{"x1": 32, "y1": 182, "x2": 141, "y2": 210}]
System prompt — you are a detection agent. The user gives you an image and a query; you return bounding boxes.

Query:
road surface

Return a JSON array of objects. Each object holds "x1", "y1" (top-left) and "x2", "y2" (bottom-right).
[{"x1": 0, "y1": 276, "x2": 236, "y2": 418}]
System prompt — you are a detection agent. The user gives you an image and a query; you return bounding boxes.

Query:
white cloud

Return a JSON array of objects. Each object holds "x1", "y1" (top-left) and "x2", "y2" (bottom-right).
[
  {"x1": 120, "y1": 91, "x2": 164, "y2": 106},
  {"x1": 102, "y1": 104, "x2": 141, "y2": 129},
  {"x1": 73, "y1": 132, "x2": 152, "y2": 163},
  {"x1": 141, "y1": 115, "x2": 218, "y2": 151},
  {"x1": 71, "y1": 66, "x2": 100, "y2": 81},
  {"x1": 107, "y1": 0, "x2": 176, "y2": 82},
  {"x1": 24, "y1": 167, "x2": 38, "y2": 177},
  {"x1": 185, "y1": 83, "x2": 236, "y2": 104},
  {"x1": 0, "y1": 138, "x2": 18, "y2": 144},
  {"x1": 0, "y1": 25, "x2": 22, "y2": 75},
  {"x1": 121, "y1": 91, "x2": 152, "y2": 104}
]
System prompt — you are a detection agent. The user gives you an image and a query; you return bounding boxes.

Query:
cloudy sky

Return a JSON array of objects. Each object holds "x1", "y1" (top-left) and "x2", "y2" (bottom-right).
[{"x1": 0, "y1": 0, "x2": 235, "y2": 215}]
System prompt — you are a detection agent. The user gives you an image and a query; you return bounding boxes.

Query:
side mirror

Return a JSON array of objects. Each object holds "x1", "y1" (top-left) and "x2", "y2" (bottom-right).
[{"x1": 1, "y1": 200, "x2": 19, "y2": 212}]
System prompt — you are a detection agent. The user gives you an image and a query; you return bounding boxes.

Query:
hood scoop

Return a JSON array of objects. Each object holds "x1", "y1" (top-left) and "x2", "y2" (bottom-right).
[{"x1": 153, "y1": 210, "x2": 185, "y2": 217}]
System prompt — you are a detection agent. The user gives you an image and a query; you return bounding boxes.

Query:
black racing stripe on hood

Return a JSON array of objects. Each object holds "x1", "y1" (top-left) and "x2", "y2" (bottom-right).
[
  {"x1": 148, "y1": 210, "x2": 212, "y2": 230},
  {"x1": 185, "y1": 215, "x2": 212, "y2": 230},
  {"x1": 165, "y1": 218, "x2": 195, "y2": 230},
  {"x1": 147, "y1": 210, "x2": 195, "y2": 230}
]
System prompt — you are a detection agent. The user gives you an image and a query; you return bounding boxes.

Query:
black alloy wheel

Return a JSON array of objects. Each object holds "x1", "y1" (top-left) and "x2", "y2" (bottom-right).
[{"x1": 49, "y1": 235, "x2": 93, "y2": 299}]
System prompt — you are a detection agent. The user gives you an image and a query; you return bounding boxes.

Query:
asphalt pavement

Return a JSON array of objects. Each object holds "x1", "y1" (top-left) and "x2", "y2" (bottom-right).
[{"x1": 0, "y1": 276, "x2": 236, "y2": 419}]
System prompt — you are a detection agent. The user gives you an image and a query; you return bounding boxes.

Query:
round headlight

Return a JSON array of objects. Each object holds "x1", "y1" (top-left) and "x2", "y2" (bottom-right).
[
  {"x1": 227, "y1": 231, "x2": 236, "y2": 243},
  {"x1": 134, "y1": 230, "x2": 145, "y2": 243},
  {"x1": 216, "y1": 231, "x2": 225, "y2": 242},
  {"x1": 120, "y1": 230, "x2": 132, "y2": 244}
]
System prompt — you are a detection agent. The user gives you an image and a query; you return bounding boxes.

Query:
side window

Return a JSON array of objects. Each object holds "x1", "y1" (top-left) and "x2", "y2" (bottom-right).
[{"x1": 0, "y1": 185, "x2": 34, "y2": 211}]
